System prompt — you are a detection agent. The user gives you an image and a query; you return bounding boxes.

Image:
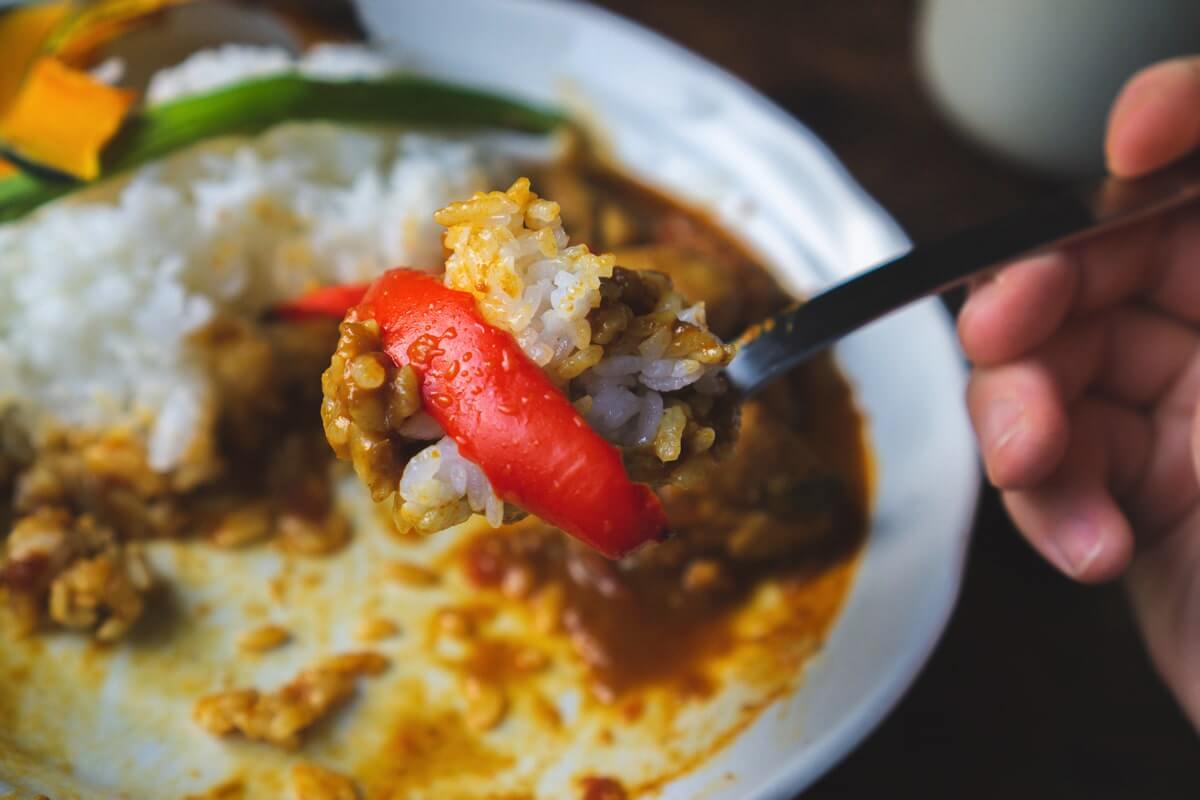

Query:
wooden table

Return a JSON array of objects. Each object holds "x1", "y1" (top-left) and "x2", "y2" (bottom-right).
[{"x1": 588, "y1": 1, "x2": 1200, "y2": 797}]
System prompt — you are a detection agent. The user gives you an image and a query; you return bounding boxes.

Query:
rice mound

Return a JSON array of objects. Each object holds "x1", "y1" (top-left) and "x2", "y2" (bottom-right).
[{"x1": 0, "y1": 123, "x2": 513, "y2": 474}]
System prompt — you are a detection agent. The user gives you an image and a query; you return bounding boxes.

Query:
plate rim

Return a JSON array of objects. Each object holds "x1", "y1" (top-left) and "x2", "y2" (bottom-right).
[{"x1": 0, "y1": 1, "x2": 983, "y2": 795}]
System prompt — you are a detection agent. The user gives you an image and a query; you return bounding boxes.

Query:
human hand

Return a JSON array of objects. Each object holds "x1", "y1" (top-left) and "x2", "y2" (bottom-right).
[{"x1": 957, "y1": 57, "x2": 1200, "y2": 727}]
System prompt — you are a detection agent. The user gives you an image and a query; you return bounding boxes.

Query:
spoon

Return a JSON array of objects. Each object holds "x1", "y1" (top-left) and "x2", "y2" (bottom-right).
[{"x1": 726, "y1": 153, "x2": 1200, "y2": 397}]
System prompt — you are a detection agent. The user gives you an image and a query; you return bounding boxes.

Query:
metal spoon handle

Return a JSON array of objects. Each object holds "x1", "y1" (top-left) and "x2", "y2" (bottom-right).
[{"x1": 726, "y1": 152, "x2": 1200, "y2": 397}]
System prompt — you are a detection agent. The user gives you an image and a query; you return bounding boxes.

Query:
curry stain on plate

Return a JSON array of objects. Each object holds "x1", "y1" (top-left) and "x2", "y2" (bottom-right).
[{"x1": 354, "y1": 709, "x2": 516, "y2": 799}]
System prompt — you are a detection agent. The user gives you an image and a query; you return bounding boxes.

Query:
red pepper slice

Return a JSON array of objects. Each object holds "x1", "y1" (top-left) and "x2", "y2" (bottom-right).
[
  {"x1": 275, "y1": 283, "x2": 369, "y2": 321},
  {"x1": 354, "y1": 268, "x2": 667, "y2": 558}
]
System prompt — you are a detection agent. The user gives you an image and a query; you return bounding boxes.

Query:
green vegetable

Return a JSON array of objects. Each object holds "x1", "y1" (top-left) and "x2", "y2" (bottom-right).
[{"x1": 0, "y1": 73, "x2": 568, "y2": 223}]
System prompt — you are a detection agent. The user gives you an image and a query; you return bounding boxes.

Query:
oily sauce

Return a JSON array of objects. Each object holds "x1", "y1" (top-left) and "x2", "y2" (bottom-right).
[{"x1": 458, "y1": 163, "x2": 872, "y2": 701}]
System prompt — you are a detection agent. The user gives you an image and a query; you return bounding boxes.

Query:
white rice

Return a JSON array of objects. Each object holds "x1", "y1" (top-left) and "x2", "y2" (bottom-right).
[
  {"x1": 397, "y1": 436, "x2": 504, "y2": 529},
  {"x1": 0, "y1": 45, "x2": 537, "y2": 474}
]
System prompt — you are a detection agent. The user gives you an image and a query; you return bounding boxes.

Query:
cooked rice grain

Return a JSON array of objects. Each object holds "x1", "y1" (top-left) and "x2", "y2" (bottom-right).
[{"x1": 236, "y1": 623, "x2": 291, "y2": 653}]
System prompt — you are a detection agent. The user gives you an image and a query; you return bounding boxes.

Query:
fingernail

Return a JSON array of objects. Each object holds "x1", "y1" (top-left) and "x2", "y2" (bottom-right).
[
  {"x1": 1051, "y1": 518, "x2": 1103, "y2": 577},
  {"x1": 983, "y1": 395, "x2": 1024, "y2": 456}
]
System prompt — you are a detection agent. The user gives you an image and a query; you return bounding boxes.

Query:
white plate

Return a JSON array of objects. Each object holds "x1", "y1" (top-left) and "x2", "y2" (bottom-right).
[
  {"x1": 0, "y1": 2, "x2": 980, "y2": 797},
  {"x1": 356, "y1": 0, "x2": 980, "y2": 796}
]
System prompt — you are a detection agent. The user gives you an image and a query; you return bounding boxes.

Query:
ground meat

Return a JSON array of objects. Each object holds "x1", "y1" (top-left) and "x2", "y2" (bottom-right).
[
  {"x1": 384, "y1": 559, "x2": 440, "y2": 587},
  {"x1": 0, "y1": 429, "x2": 345, "y2": 640},
  {"x1": 289, "y1": 763, "x2": 359, "y2": 800},
  {"x1": 49, "y1": 549, "x2": 152, "y2": 640},
  {"x1": 354, "y1": 616, "x2": 399, "y2": 642},
  {"x1": 1, "y1": 507, "x2": 153, "y2": 639},
  {"x1": 649, "y1": 384, "x2": 860, "y2": 565},
  {"x1": 0, "y1": 318, "x2": 347, "y2": 640},
  {"x1": 11, "y1": 430, "x2": 182, "y2": 540},
  {"x1": 195, "y1": 439, "x2": 352, "y2": 558},
  {"x1": 576, "y1": 266, "x2": 739, "y2": 489},
  {"x1": 274, "y1": 508, "x2": 351, "y2": 555},
  {"x1": 206, "y1": 502, "x2": 273, "y2": 549},
  {"x1": 320, "y1": 316, "x2": 422, "y2": 508},
  {"x1": 462, "y1": 675, "x2": 508, "y2": 732},
  {"x1": 236, "y1": 623, "x2": 291, "y2": 653},
  {"x1": 193, "y1": 652, "x2": 388, "y2": 749}
]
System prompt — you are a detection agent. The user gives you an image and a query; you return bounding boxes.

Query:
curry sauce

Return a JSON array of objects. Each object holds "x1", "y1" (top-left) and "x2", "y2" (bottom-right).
[{"x1": 456, "y1": 164, "x2": 873, "y2": 700}]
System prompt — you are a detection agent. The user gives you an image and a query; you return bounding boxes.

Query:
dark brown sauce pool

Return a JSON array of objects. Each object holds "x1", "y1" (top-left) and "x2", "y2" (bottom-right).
[{"x1": 455, "y1": 160, "x2": 872, "y2": 701}]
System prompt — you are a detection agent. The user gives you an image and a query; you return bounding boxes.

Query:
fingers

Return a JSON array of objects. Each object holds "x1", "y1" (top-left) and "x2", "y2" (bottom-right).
[
  {"x1": 969, "y1": 305, "x2": 1196, "y2": 477},
  {"x1": 1073, "y1": 307, "x2": 1199, "y2": 534},
  {"x1": 968, "y1": 365, "x2": 1068, "y2": 488},
  {"x1": 967, "y1": 319, "x2": 1104, "y2": 488},
  {"x1": 1107, "y1": 56, "x2": 1200, "y2": 178},
  {"x1": 1116, "y1": 351, "x2": 1200, "y2": 536},
  {"x1": 958, "y1": 252, "x2": 1076, "y2": 365},
  {"x1": 1124, "y1": 410, "x2": 1198, "y2": 536},
  {"x1": 1069, "y1": 214, "x2": 1165, "y2": 314},
  {"x1": 1096, "y1": 305, "x2": 1199, "y2": 407},
  {"x1": 970, "y1": 304, "x2": 1200, "y2": 557},
  {"x1": 958, "y1": 219, "x2": 1162, "y2": 366},
  {"x1": 1002, "y1": 399, "x2": 1140, "y2": 583}
]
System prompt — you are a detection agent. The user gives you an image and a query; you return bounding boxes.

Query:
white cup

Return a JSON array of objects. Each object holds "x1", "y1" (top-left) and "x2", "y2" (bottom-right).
[{"x1": 917, "y1": 0, "x2": 1200, "y2": 176}]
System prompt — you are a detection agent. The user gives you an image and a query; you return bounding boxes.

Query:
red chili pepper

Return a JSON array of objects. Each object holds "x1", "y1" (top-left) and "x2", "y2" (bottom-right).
[
  {"x1": 274, "y1": 283, "x2": 369, "y2": 320},
  {"x1": 354, "y1": 268, "x2": 667, "y2": 558}
]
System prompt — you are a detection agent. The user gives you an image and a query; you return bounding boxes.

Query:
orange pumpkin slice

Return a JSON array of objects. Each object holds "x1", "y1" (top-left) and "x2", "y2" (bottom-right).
[
  {"x1": 0, "y1": 1, "x2": 71, "y2": 178},
  {"x1": 0, "y1": 57, "x2": 135, "y2": 180},
  {"x1": 0, "y1": 0, "x2": 189, "y2": 181}
]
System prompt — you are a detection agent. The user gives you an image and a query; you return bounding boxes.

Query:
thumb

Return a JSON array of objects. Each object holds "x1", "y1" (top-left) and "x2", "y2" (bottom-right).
[{"x1": 1106, "y1": 56, "x2": 1200, "y2": 178}]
